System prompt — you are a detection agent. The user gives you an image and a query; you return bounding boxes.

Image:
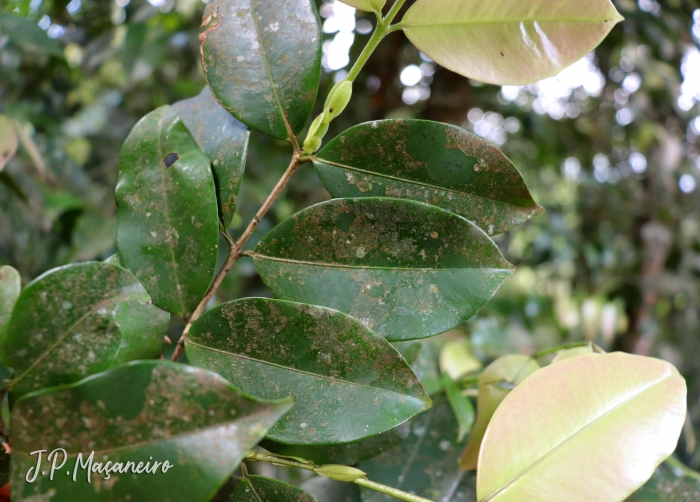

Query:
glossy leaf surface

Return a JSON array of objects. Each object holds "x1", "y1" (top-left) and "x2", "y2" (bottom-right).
[
  {"x1": 11, "y1": 361, "x2": 292, "y2": 502},
  {"x1": 360, "y1": 396, "x2": 472, "y2": 502},
  {"x1": 0, "y1": 265, "x2": 20, "y2": 339},
  {"x1": 186, "y1": 298, "x2": 431, "y2": 445},
  {"x1": 173, "y1": 86, "x2": 250, "y2": 227},
  {"x1": 1, "y1": 262, "x2": 169, "y2": 397},
  {"x1": 460, "y1": 355, "x2": 540, "y2": 471},
  {"x1": 477, "y1": 353, "x2": 687, "y2": 502},
  {"x1": 261, "y1": 421, "x2": 410, "y2": 466},
  {"x1": 200, "y1": 0, "x2": 322, "y2": 140},
  {"x1": 0, "y1": 116, "x2": 18, "y2": 171},
  {"x1": 315, "y1": 120, "x2": 542, "y2": 235},
  {"x1": 626, "y1": 465, "x2": 700, "y2": 502},
  {"x1": 116, "y1": 105, "x2": 219, "y2": 318},
  {"x1": 339, "y1": 0, "x2": 385, "y2": 12},
  {"x1": 233, "y1": 475, "x2": 317, "y2": 502},
  {"x1": 253, "y1": 198, "x2": 513, "y2": 341},
  {"x1": 401, "y1": 0, "x2": 623, "y2": 85}
]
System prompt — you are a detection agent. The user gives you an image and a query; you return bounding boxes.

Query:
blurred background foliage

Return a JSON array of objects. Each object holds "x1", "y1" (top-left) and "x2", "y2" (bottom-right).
[{"x1": 1, "y1": 0, "x2": 700, "y2": 476}]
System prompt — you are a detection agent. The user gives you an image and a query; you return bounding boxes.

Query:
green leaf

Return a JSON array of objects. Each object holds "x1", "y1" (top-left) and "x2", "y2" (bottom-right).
[
  {"x1": 0, "y1": 116, "x2": 18, "y2": 172},
  {"x1": 10, "y1": 361, "x2": 292, "y2": 502},
  {"x1": 626, "y1": 465, "x2": 700, "y2": 502},
  {"x1": 200, "y1": 0, "x2": 322, "y2": 140},
  {"x1": 0, "y1": 262, "x2": 170, "y2": 397},
  {"x1": 0, "y1": 13, "x2": 65, "y2": 58},
  {"x1": 400, "y1": 0, "x2": 623, "y2": 85},
  {"x1": 173, "y1": 86, "x2": 250, "y2": 228},
  {"x1": 0, "y1": 265, "x2": 20, "y2": 340},
  {"x1": 338, "y1": 0, "x2": 385, "y2": 13},
  {"x1": 442, "y1": 373, "x2": 475, "y2": 443},
  {"x1": 260, "y1": 422, "x2": 410, "y2": 466},
  {"x1": 314, "y1": 120, "x2": 542, "y2": 235},
  {"x1": 459, "y1": 355, "x2": 540, "y2": 471},
  {"x1": 252, "y1": 198, "x2": 513, "y2": 341},
  {"x1": 360, "y1": 396, "x2": 473, "y2": 502},
  {"x1": 186, "y1": 298, "x2": 431, "y2": 445},
  {"x1": 116, "y1": 105, "x2": 219, "y2": 318},
  {"x1": 233, "y1": 476, "x2": 317, "y2": 502},
  {"x1": 477, "y1": 353, "x2": 687, "y2": 502}
]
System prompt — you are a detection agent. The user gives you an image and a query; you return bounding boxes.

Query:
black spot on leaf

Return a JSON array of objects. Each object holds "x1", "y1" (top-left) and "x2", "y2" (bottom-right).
[{"x1": 163, "y1": 153, "x2": 179, "y2": 168}]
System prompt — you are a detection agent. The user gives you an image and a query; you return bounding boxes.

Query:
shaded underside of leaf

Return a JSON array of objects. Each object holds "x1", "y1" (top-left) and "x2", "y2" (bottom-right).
[
  {"x1": 233, "y1": 475, "x2": 318, "y2": 502},
  {"x1": 116, "y1": 105, "x2": 219, "y2": 318},
  {"x1": 173, "y1": 85, "x2": 250, "y2": 228},
  {"x1": 253, "y1": 198, "x2": 513, "y2": 341},
  {"x1": 186, "y1": 297, "x2": 430, "y2": 445},
  {"x1": 11, "y1": 361, "x2": 292, "y2": 502},
  {"x1": 315, "y1": 120, "x2": 542, "y2": 235},
  {"x1": 401, "y1": 0, "x2": 623, "y2": 85},
  {"x1": 360, "y1": 396, "x2": 474, "y2": 502},
  {"x1": 477, "y1": 353, "x2": 687, "y2": 502},
  {"x1": 200, "y1": 0, "x2": 322, "y2": 140},
  {"x1": 1, "y1": 262, "x2": 169, "y2": 397}
]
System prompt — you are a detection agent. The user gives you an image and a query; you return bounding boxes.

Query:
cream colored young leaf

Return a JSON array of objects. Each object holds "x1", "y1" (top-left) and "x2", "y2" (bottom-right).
[
  {"x1": 339, "y1": 0, "x2": 385, "y2": 13},
  {"x1": 459, "y1": 354, "x2": 540, "y2": 471},
  {"x1": 477, "y1": 353, "x2": 687, "y2": 502},
  {"x1": 401, "y1": 0, "x2": 624, "y2": 85}
]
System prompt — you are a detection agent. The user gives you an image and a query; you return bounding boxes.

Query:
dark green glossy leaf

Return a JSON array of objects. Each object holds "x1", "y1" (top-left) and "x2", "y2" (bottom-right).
[
  {"x1": 314, "y1": 120, "x2": 542, "y2": 235},
  {"x1": 186, "y1": 298, "x2": 431, "y2": 445},
  {"x1": 116, "y1": 105, "x2": 219, "y2": 318},
  {"x1": 10, "y1": 361, "x2": 292, "y2": 502},
  {"x1": 0, "y1": 265, "x2": 20, "y2": 340},
  {"x1": 443, "y1": 373, "x2": 475, "y2": 443},
  {"x1": 173, "y1": 86, "x2": 250, "y2": 227},
  {"x1": 253, "y1": 198, "x2": 513, "y2": 341},
  {"x1": 232, "y1": 475, "x2": 317, "y2": 502},
  {"x1": 626, "y1": 465, "x2": 700, "y2": 501},
  {"x1": 260, "y1": 421, "x2": 410, "y2": 466},
  {"x1": 0, "y1": 262, "x2": 169, "y2": 397},
  {"x1": 200, "y1": 0, "x2": 322, "y2": 140},
  {"x1": 0, "y1": 13, "x2": 64, "y2": 57},
  {"x1": 360, "y1": 396, "x2": 474, "y2": 502}
]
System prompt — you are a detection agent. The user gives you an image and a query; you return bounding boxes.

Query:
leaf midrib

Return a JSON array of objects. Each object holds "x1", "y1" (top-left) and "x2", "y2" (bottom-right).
[
  {"x1": 11, "y1": 293, "x2": 131, "y2": 390},
  {"x1": 315, "y1": 158, "x2": 539, "y2": 210},
  {"x1": 479, "y1": 373, "x2": 675, "y2": 502},
  {"x1": 187, "y1": 338, "x2": 426, "y2": 402},
  {"x1": 251, "y1": 253, "x2": 513, "y2": 273},
  {"x1": 250, "y1": 2, "x2": 293, "y2": 140},
  {"x1": 402, "y1": 16, "x2": 616, "y2": 30}
]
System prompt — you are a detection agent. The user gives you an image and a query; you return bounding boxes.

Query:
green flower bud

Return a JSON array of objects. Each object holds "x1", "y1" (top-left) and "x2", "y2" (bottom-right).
[
  {"x1": 307, "y1": 113, "x2": 330, "y2": 141},
  {"x1": 303, "y1": 135, "x2": 323, "y2": 154},
  {"x1": 323, "y1": 81, "x2": 353, "y2": 122},
  {"x1": 315, "y1": 464, "x2": 366, "y2": 483}
]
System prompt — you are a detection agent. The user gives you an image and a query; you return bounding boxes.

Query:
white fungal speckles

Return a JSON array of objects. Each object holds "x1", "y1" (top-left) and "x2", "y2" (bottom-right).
[
  {"x1": 150, "y1": 231, "x2": 157, "y2": 238},
  {"x1": 439, "y1": 439, "x2": 451, "y2": 451},
  {"x1": 237, "y1": 56, "x2": 245, "y2": 62},
  {"x1": 269, "y1": 22, "x2": 279, "y2": 32},
  {"x1": 61, "y1": 301, "x2": 72, "y2": 310},
  {"x1": 430, "y1": 285, "x2": 439, "y2": 294},
  {"x1": 371, "y1": 121, "x2": 378, "y2": 128},
  {"x1": 300, "y1": 423, "x2": 307, "y2": 429},
  {"x1": 488, "y1": 224, "x2": 495, "y2": 235},
  {"x1": 356, "y1": 246, "x2": 366, "y2": 258}
]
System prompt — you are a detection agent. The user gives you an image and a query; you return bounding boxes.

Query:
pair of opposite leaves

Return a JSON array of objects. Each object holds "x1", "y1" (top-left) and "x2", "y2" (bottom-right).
[
  {"x1": 460, "y1": 349, "x2": 687, "y2": 502},
  {"x1": 200, "y1": 0, "x2": 623, "y2": 141}
]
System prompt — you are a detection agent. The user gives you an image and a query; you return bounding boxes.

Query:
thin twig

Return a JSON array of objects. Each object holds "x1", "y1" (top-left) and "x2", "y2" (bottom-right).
[
  {"x1": 245, "y1": 451, "x2": 434, "y2": 502},
  {"x1": 171, "y1": 152, "x2": 305, "y2": 361}
]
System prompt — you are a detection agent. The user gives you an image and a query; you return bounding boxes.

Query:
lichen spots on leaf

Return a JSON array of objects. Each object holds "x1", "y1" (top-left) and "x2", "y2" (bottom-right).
[{"x1": 163, "y1": 153, "x2": 179, "y2": 168}]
